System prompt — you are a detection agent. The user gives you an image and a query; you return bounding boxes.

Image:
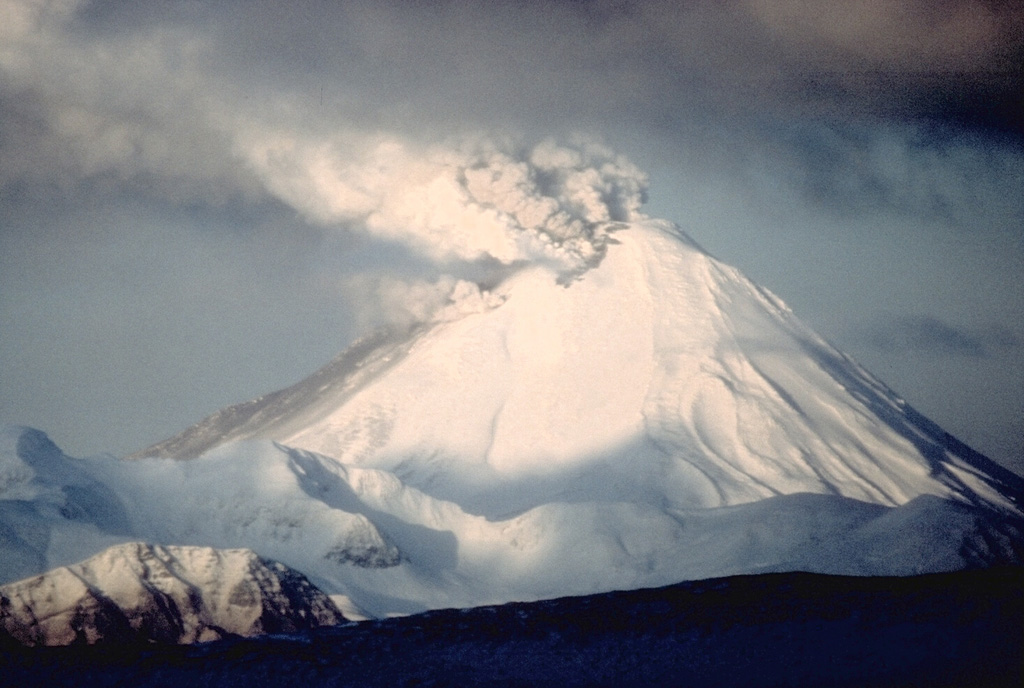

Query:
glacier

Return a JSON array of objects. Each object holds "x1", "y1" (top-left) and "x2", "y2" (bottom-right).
[{"x1": 2, "y1": 219, "x2": 1022, "y2": 627}]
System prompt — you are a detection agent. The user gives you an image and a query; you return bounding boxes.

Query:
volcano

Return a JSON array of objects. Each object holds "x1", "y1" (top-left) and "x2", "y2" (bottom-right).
[
  {"x1": 104, "y1": 218, "x2": 1021, "y2": 614},
  {"x1": 138, "y1": 219, "x2": 1022, "y2": 515},
  {"x1": 3, "y1": 218, "x2": 1023, "y2": 625}
]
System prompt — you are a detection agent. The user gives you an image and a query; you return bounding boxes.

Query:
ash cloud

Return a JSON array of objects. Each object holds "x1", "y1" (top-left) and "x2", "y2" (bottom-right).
[
  {"x1": 342, "y1": 275, "x2": 506, "y2": 333},
  {"x1": 2, "y1": 0, "x2": 649, "y2": 272},
  {"x1": 241, "y1": 133, "x2": 647, "y2": 270}
]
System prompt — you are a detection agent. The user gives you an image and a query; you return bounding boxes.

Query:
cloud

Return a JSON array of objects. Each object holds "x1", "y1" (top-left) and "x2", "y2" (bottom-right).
[
  {"x1": 746, "y1": 0, "x2": 1012, "y2": 69},
  {"x1": 859, "y1": 315, "x2": 1021, "y2": 357},
  {"x1": 752, "y1": 122, "x2": 1024, "y2": 223},
  {"x1": 2, "y1": 0, "x2": 1020, "y2": 237},
  {"x1": 6, "y1": 0, "x2": 1021, "y2": 195},
  {"x1": 2, "y1": 1, "x2": 653, "y2": 273},
  {"x1": 0, "y1": 0, "x2": 265, "y2": 205}
]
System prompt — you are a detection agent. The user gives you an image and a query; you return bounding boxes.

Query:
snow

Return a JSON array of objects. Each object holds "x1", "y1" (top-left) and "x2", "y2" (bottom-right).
[
  {"x1": 1, "y1": 429, "x2": 1020, "y2": 619},
  {"x1": 213, "y1": 219, "x2": 1019, "y2": 516},
  {"x1": 2, "y1": 220, "x2": 1022, "y2": 623}
]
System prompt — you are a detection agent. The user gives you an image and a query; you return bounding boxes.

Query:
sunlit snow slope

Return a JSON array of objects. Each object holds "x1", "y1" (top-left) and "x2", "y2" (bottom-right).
[{"x1": 141, "y1": 219, "x2": 1023, "y2": 517}]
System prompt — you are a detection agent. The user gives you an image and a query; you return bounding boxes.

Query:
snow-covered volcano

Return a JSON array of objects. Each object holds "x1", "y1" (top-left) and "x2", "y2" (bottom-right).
[
  {"x1": 139, "y1": 219, "x2": 1021, "y2": 518},
  {"x1": 4, "y1": 217, "x2": 1023, "y2": 623}
]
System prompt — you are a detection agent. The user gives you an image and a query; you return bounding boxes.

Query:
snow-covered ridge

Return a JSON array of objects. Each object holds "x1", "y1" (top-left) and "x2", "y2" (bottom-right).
[
  {"x1": 0, "y1": 542, "x2": 344, "y2": 646},
  {"x1": 2, "y1": 426, "x2": 1022, "y2": 623},
  {"x1": 128, "y1": 329, "x2": 422, "y2": 462}
]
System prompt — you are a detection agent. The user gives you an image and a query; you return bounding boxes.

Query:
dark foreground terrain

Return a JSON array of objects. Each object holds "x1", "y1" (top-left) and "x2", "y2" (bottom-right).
[{"x1": 2, "y1": 568, "x2": 1021, "y2": 687}]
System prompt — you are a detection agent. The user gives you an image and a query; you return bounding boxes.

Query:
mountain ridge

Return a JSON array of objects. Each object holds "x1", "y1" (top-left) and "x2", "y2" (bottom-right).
[{"x1": 0, "y1": 542, "x2": 344, "y2": 646}]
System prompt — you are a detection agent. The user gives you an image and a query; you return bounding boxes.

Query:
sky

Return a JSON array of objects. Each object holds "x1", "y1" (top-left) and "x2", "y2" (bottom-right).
[{"x1": 1, "y1": 0, "x2": 1022, "y2": 474}]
